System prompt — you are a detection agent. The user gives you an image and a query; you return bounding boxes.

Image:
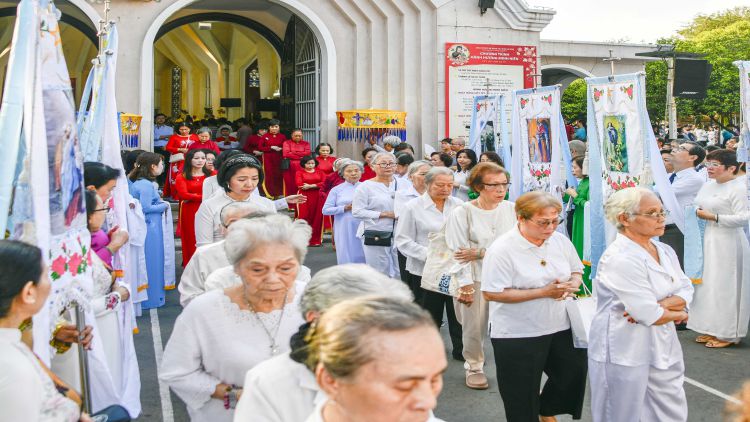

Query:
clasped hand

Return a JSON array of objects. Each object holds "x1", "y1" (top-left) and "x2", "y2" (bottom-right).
[{"x1": 543, "y1": 278, "x2": 580, "y2": 301}]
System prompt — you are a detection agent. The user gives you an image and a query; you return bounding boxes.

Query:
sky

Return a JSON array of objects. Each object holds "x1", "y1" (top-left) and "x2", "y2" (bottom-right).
[{"x1": 530, "y1": 0, "x2": 749, "y2": 43}]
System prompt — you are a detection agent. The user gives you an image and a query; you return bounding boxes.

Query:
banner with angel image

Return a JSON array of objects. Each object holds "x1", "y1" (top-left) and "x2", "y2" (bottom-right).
[
  {"x1": 586, "y1": 72, "x2": 681, "y2": 275},
  {"x1": 510, "y1": 85, "x2": 576, "y2": 201},
  {"x1": 468, "y1": 95, "x2": 510, "y2": 167}
]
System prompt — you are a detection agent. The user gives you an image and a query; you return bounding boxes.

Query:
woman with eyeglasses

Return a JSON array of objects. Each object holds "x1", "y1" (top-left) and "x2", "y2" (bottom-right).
[
  {"x1": 590, "y1": 187, "x2": 693, "y2": 422},
  {"x1": 352, "y1": 152, "x2": 401, "y2": 278},
  {"x1": 481, "y1": 191, "x2": 587, "y2": 422},
  {"x1": 688, "y1": 149, "x2": 750, "y2": 349},
  {"x1": 445, "y1": 163, "x2": 516, "y2": 390}
]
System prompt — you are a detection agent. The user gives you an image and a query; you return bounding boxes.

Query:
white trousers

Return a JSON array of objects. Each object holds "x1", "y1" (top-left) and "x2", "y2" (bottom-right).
[
  {"x1": 589, "y1": 358, "x2": 687, "y2": 422},
  {"x1": 453, "y1": 282, "x2": 488, "y2": 372},
  {"x1": 362, "y1": 242, "x2": 400, "y2": 279}
]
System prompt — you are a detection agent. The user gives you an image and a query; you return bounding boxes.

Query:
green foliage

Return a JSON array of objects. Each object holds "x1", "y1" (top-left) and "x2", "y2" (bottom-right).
[{"x1": 560, "y1": 79, "x2": 587, "y2": 122}]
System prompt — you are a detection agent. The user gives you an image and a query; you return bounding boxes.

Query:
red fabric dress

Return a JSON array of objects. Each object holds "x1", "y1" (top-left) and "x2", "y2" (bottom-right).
[
  {"x1": 259, "y1": 133, "x2": 286, "y2": 198},
  {"x1": 296, "y1": 169, "x2": 325, "y2": 246},
  {"x1": 282, "y1": 139, "x2": 312, "y2": 197},
  {"x1": 188, "y1": 140, "x2": 221, "y2": 155},
  {"x1": 165, "y1": 134, "x2": 198, "y2": 198},
  {"x1": 243, "y1": 134, "x2": 263, "y2": 154},
  {"x1": 361, "y1": 165, "x2": 376, "y2": 182},
  {"x1": 174, "y1": 173, "x2": 206, "y2": 266},
  {"x1": 316, "y1": 155, "x2": 337, "y2": 232}
]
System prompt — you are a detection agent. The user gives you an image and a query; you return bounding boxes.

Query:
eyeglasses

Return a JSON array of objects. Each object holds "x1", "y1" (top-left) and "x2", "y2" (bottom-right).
[
  {"x1": 704, "y1": 162, "x2": 723, "y2": 168},
  {"x1": 482, "y1": 182, "x2": 511, "y2": 191},
  {"x1": 631, "y1": 210, "x2": 669, "y2": 219},
  {"x1": 528, "y1": 217, "x2": 563, "y2": 227},
  {"x1": 377, "y1": 162, "x2": 397, "y2": 168}
]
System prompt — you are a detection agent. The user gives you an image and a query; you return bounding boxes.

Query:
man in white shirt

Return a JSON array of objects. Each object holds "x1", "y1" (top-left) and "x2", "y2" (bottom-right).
[{"x1": 661, "y1": 141, "x2": 706, "y2": 269}]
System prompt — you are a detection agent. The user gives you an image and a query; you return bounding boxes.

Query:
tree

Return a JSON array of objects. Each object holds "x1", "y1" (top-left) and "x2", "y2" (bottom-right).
[{"x1": 560, "y1": 78, "x2": 587, "y2": 122}]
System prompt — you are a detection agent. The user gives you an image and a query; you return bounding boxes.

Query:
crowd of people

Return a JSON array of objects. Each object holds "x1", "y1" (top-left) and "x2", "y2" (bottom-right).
[{"x1": 0, "y1": 112, "x2": 749, "y2": 422}]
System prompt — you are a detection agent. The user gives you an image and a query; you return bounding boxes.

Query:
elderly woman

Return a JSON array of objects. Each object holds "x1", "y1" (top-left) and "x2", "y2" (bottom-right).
[
  {"x1": 590, "y1": 187, "x2": 693, "y2": 422},
  {"x1": 394, "y1": 160, "x2": 432, "y2": 287},
  {"x1": 395, "y1": 167, "x2": 464, "y2": 359},
  {"x1": 445, "y1": 162, "x2": 516, "y2": 390},
  {"x1": 216, "y1": 125, "x2": 239, "y2": 150},
  {"x1": 688, "y1": 149, "x2": 750, "y2": 348},
  {"x1": 234, "y1": 264, "x2": 412, "y2": 421},
  {"x1": 369, "y1": 134, "x2": 402, "y2": 153},
  {"x1": 322, "y1": 160, "x2": 366, "y2": 264},
  {"x1": 352, "y1": 152, "x2": 401, "y2": 278},
  {"x1": 0, "y1": 240, "x2": 88, "y2": 421},
  {"x1": 305, "y1": 296, "x2": 447, "y2": 422},
  {"x1": 481, "y1": 191, "x2": 587, "y2": 422},
  {"x1": 189, "y1": 127, "x2": 221, "y2": 155},
  {"x1": 160, "y1": 215, "x2": 311, "y2": 421}
]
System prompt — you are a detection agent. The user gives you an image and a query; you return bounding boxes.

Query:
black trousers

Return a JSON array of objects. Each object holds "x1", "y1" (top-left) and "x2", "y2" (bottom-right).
[
  {"x1": 418, "y1": 282, "x2": 462, "y2": 354},
  {"x1": 405, "y1": 271, "x2": 425, "y2": 305},
  {"x1": 659, "y1": 224, "x2": 685, "y2": 270},
  {"x1": 397, "y1": 251, "x2": 409, "y2": 283},
  {"x1": 491, "y1": 329, "x2": 587, "y2": 422}
]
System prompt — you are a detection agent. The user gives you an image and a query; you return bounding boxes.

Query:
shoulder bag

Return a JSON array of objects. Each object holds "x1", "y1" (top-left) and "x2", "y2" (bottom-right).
[{"x1": 363, "y1": 180, "x2": 397, "y2": 246}]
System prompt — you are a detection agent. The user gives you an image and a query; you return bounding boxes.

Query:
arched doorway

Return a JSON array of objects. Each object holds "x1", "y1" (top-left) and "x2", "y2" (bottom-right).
[
  {"x1": 140, "y1": 0, "x2": 336, "y2": 150},
  {"x1": 540, "y1": 64, "x2": 594, "y2": 91},
  {"x1": 0, "y1": 5, "x2": 98, "y2": 108}
]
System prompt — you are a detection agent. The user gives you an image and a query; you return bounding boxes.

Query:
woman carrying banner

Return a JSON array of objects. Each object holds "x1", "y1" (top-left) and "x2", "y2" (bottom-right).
[
  {"x1": 128, "y1": 152, "x2": 170, "y2": 310},
  {"x1": 165, "y1": 122, "x2": 198, "y2": 199},
  {"x1": 590, "y1": 187, "x2": 692, "y2": 422},
  {"x1": 688, "y1": 149, "x2": 750, "y2": 348},
  {"x1": 175, "y1": 149, "x2": 213, "y2": 266}
]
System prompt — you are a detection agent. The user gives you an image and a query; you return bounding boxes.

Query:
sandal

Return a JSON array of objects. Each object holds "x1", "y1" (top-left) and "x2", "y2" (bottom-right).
[
  {"x1": 705, "y1": 339, "x2": 734, "y2": 348},
  {"x1": 695, "y1": 335, "x2": 715, "y2": 344}
]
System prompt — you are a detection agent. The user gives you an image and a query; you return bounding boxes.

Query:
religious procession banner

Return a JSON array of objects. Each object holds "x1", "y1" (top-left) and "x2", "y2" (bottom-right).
[
  {"x1": 734, "y1": 61, "x2": 750, "y2": 222},
  {"x1": 120, "y1": 114, "x2": 142, "y2": 150},
  {"x1": 468, "y1": 95, "x2": 510, "y2": 167},
  {"x1": 509, "y1": 85, "x2": 576, "y2": 201},
  {"x1": 336, "y1": 109, "x2": 407, "y2": 143},
  {"x1": 586, "y1": 72, "x2": 681, "y2": 275}
]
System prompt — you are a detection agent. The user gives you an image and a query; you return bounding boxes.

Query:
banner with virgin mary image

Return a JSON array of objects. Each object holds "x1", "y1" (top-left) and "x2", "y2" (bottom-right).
[
  {"x1": 510, "y1": 85, "x2": 576, "y2": 201},
  {"x1": 586, "y1": 72, "x2": 681, "y2": 275}
]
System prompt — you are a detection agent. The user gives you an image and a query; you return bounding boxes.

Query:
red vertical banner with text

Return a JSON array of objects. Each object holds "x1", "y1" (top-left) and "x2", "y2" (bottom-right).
[{"x1": 445, "y1": 43, "x2": 537, "y2": 141}]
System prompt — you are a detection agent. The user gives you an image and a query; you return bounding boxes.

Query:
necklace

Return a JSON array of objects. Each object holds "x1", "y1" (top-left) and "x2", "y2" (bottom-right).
[
  {"x1": 530, "y1": 248, "x2": 548, "y2": 266},
  {"x1": 243, "y1": 288, "x2": 289, "y2": 356},
  {"x1": 519, "y1": 227, "x2": 548, "y2": 266}
]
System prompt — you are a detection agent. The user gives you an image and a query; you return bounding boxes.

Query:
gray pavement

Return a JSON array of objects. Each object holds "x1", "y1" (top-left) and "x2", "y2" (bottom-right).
[{"x1": 133, "y1": 243, "x2": 749, "y2": 421}]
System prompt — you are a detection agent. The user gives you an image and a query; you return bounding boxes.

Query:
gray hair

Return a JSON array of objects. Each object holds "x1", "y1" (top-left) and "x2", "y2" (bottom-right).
[
  {"x1": 219, "y1": 202, "x2": 268, "y2": 227},
  {"x1": 300, "y1": 264, "x2": 412, "y2": 316},
  {"x1": 224, "y1": 214, "x2": 312, "y2": 265},
  {"x1": 338, "y1": 160, "x2": 364, "y2": 178},
  {"x1": 604, "y1": 187, "x2": 656, "y2": 230},
  {"x1": 382, "y1": 135, "x2": 402, "y2": 148},
  {"x1": 407, "y1": 160, "x2": 432, "y2": 179},
  {"x1": 306, "y1": 296, "x2": 436, "y2": 377},
  {"x1": 424, "y1": 166, "x2": 454, "y2": 186},
  {"x1": 196, "y1": 126, "x2": 212, "y2": 136},
  {"x1": 371, "y1": 152, "x2": 396, "y2": 166},
  {"x1": 332, "y1": 157, "x2": 348, "y2": 171}
]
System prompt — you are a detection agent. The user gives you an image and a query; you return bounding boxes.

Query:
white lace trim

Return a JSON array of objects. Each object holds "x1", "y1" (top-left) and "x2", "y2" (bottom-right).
[{"x1": 217, "y1": 291, "x2": 296, "y2": 328}]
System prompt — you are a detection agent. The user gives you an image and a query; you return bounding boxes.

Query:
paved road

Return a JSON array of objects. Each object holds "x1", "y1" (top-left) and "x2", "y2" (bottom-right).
[{"x1": 133, "y1": 243, "x2": 749, "y2": 421}]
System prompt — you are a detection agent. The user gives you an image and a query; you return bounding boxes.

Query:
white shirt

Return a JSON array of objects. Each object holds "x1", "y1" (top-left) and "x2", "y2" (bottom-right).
[
  {"x1": 452, "y1": 170, "x2": 471, "y2": 202},
  {"x1": 395, "y1": 193, "x2": 463, "y2": 276},
  {"x1": 0, "y1": 329, "x2": 80, "y2": 422},
  {"x1": 194, "y1": 191, "x2": 277, "y2": 247},
  {"x1": 352, "y1": 178, "x2": 399, "y2": 235},
  {"x1": 160, "y1": 284, "x2": 306, "y2": 422},
  {"x1": 481, "y1": 227, "x2": 584, "y2": 338},
  {"x1": 666, "y1": 167, "x2": 705, "y2": 225},
  {"x1": 445, "y1": 200, "x2": 516, "y2": 285},
  {"x1": 179, "y1": 241, "x2": 230, "y2": 307},
  {"x1": 589, "y1": 234, "x2": 694, "y2": 368},
  {"x1": 234, "y1": 352, "x2": 325, "y2": 422}
]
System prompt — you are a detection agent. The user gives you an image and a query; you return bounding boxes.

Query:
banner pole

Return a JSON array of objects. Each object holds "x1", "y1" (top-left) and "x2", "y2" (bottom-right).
[{"x1": 74, "y1": 303, "x2": 92, "y2": 414}]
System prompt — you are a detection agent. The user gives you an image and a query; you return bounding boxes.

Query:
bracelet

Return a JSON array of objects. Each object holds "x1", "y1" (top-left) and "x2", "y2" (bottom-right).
[
  {"x1": 460, "y1": 288, "x2": 476, "y2": 295},
  {"x1": 50, "y1": 322, "x2": 72, "y2": 354}
]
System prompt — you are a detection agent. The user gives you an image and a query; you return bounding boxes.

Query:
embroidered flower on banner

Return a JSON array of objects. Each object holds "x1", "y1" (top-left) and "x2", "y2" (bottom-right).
[
  {"x1": 605, "y1": 174, "x2": 639, "y2": 191},
  {"x1": 542, "y1": 95, "x2": 553, "y2": 105},
  {"x1": 593, "y1": 88, "x2": 604, "y2": 102},
  {"x1": 620, "y1": 84, "x2": 634, "y2": 100},
  {"x1": 50, "y1": 255, "x2": 67, "y2": 281},
  {"x1": 68, "y1": 253, "x2": 83, "y2": 276},
  {"x1": 520, "y1": 98, "x2": 529, "y2": 109}
]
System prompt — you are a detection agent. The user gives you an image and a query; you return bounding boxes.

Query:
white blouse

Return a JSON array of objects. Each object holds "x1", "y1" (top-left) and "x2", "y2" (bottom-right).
[
  {"x1": 160, "y1": 283, "x2": 306, "y2": 422},
  {"x1": 589, "y1": 234, "x2": 694, "y2": 369},
  {"x1": 0, "y1": 329, "x2": 79, "y2": 422},
  {"x1": 352, "y1": 178, "x2": 399, "y2": 235},
  {"x1": 395, "y1": 193, "x2": 463, "y2": 276},
  {"x1": 452, "y1": 170, "x2": 471, "y2": 202},
  {"x1": 178, "y1": 241, "x2": 230, "y2": 307},
  {"x1": 445, "y1": 200, "x2": 516, "y2": 284},
  {"x1": 481, "y1": 227, "x2": 584, "y2": 338},
  {"x1": 194, "y1": 191, "x2": 277, "y2": 247}
]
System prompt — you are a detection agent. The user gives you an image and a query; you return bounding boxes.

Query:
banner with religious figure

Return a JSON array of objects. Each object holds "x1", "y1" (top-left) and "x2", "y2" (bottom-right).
[
  {"x1": 336, "y1": 109, "x2": 407, "y2": 143},
  {"x1": 586, "y1": 72, "x2": 681, "y2": 275},
  {"x1": 733, "y1": 61, "x2": 750, "y2": 222},
  {"x1": 468, "y1": 95, "x2": 510, "y2": 167},
  {"x1": 509, "y1": 85, "x2": 575, "y2": 201}
]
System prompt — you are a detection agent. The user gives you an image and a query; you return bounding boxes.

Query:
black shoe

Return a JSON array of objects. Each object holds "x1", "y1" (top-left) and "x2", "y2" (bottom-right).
[{"x1": 452, "y1": 351, "x2": 465, "y2": 362}]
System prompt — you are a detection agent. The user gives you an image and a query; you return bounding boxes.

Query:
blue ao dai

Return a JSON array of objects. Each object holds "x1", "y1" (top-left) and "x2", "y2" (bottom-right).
[{"x1": 322, "y1": 181, "x2": 365, "y2": 264}]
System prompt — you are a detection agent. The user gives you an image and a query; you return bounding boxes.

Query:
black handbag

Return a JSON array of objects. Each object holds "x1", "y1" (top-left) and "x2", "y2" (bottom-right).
[
  {"x1": 363, "y1": 230, "x2": 394, "y2": 246},
  {"x1": 281, "y1": 158, "x2": 291, "y2": 170},
  {"x1": 362, "y1": 180, "x2": 397, "y2": 247}
]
